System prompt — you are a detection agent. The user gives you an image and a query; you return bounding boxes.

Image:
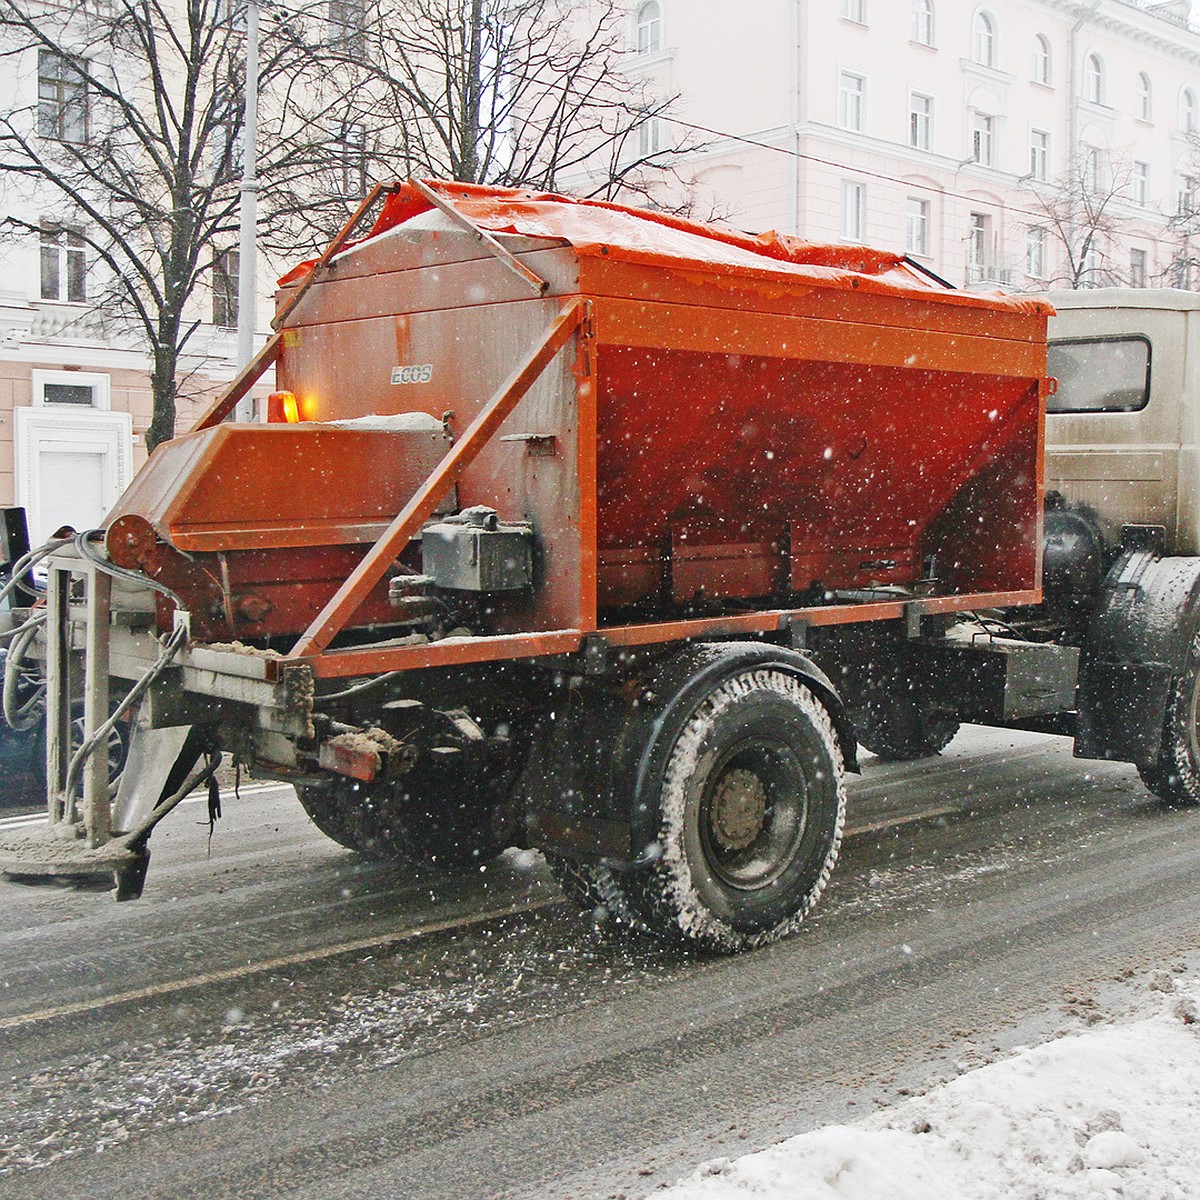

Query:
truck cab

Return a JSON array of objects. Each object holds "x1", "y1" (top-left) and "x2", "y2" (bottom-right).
[{"x1": 1045, "y1": 289, "x2": 1200, "y2": 554}]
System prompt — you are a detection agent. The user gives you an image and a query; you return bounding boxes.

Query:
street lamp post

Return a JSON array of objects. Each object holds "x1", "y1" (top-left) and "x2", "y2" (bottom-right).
[{"x1": 235, "y1": 0, "x2": 259, "y2": 419}]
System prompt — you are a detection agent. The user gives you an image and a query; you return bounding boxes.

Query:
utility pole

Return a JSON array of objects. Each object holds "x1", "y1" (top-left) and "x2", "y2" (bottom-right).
[{"x1": 235, "y1": 0, "x2": 260, "y2": 420}]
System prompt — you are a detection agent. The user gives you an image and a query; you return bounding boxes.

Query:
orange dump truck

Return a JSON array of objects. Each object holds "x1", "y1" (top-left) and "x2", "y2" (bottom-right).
[{"x1": 3, "y1": 181, "x2": 1194, "y2": 952}]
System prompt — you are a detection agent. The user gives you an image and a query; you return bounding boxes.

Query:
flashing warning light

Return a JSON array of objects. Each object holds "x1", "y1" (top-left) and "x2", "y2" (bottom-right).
[{"x1": 267, "y1": 391, "x2": 300, "y2": 423}]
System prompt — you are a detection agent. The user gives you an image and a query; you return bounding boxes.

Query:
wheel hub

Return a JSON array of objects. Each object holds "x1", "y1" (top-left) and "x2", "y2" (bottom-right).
[{"x1": 709, "y1": 767, "x2": 768, "y2": 850}]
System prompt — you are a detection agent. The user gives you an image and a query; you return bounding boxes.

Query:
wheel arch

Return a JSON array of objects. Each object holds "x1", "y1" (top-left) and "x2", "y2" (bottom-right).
[{"x1": 520, "y1": 639, "x2": 854, "y2": 866}]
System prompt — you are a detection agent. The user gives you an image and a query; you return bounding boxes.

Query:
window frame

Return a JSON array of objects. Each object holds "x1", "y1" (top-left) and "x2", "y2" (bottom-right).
[
  {"x1": 971, "y1": 110, "x2": 995, "y2": 166},
  {"x1": 842, "y1": 181, "x2": 865, "y2": 241},
  {"x1": 841, "y1": 0, "x2": 866, "y2": 24},
  {"x1": 1046, "y1": 336, "x2": 1152, "y2": 415},
  {"x1": 911, "y1": 0, "x2": 933, "y2": 45},
  {"x1": 1182, "y1": 87, "x2": 1198, "y2": 134},
  {"x1": 909, "y1": 90, "x2": 933, "y2": 150},
  {"x1": 905, "y1": 197, "x2": 929, "y2": 257},
  {"x1": 1133, "y1": 160, "x2": 1150, "y2": 207},
  {"x1": 1130, "y1": 248, "x2": 1147, "y2": 288},
  {"x1": 972, "y1": 11, "x2": 996, "y2": 68},
  {"x1": 1026, "y1": 227, "x2": 1045, "y2": 278},
  {"x1": 39, "y1": 223, "x2": 86, "y2": 304},
  {"x1": 838, "y1": 70, "x2": 866, "y2": 132},
  {"x1": 636, "y1": 1, "x2": 662, "y2": 55},
  {"x1": 1032, "y1": 34, "x2": 1051, "y2": 85},
  {"x1": 212, "y1": 247, "x2": 239, "y2": 329},
  {"x1": 1029, "y1": 127, "x2": 1050, "y2": 182},
  {"x1": 1083, "y1": 52, "x2": 1105, "y2": 105},
  {"x1": 30, "y1": 368, "x2": 111, "y2": 411},
  {"x1": 1136, "y1": 72, "x2": 1152, "y2": 121},
  {"x1": 37, "y1": 49, "x2": 88, "y2": 144}
]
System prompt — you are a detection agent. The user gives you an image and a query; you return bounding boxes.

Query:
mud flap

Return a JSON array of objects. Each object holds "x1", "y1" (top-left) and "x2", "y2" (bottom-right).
[
  {"x1": 1076, "y1": 550, "x2": 1200, "y2": 764},
  {"x1": 111, "y1": 711, "x2": 193, "y2": 834}
]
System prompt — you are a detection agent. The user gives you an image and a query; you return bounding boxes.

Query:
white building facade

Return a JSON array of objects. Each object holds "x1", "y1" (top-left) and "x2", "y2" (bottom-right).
[{"x1": 618, "y1": 0, "x2": 1200, "y2": 292}]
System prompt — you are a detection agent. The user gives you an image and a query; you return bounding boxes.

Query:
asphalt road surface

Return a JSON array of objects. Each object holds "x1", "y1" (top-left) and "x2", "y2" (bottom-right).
[{"x1": 2, "y1": 726, "x2": 1199, "y2": 1199}]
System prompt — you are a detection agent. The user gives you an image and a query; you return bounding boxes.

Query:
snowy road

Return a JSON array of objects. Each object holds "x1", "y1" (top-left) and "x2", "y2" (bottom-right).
[{"x1": 2, "y1": 727, "x2": 1200, "y2": 1198}]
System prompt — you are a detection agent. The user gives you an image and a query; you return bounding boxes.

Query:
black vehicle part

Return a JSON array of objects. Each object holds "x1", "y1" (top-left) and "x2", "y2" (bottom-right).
[
  {"x1": 523, "y1": 642, "x2": 850, "y2": 952},
  {"x1": 1041, "y1": 495, "x2": 1108, "y2": 611},
  {"x1": 545, "y1": 852, "x2": 642, "y2": 927},
  {"x1": 622, "y1": 662, "x2": 845, "y2": 951},
  {"x1": 855, "y1": 685, "x2": 960, "y2": 761},
  {"x1": 1076, "y1": 550, "x2": 1200, "y2": 774},
  {"x1": 1136, "y1": 630, "x2": 1200, "y2": 805},
  {"x1": 522, "y1": 640, "x2": 856, "y2": 866},
  {"x1": 296, "y1": 754, "x2": 522, "y2": 868}
]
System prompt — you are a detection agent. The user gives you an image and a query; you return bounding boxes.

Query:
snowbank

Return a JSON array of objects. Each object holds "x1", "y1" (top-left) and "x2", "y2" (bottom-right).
[{"x1": 664, "y1": 973, "x2": 1200, "y2": 1200}]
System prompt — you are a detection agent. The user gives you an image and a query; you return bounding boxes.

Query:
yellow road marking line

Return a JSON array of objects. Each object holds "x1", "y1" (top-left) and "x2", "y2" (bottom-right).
[{"x1": 0, "y1": 896, "x2": 561, "y2": 1031}]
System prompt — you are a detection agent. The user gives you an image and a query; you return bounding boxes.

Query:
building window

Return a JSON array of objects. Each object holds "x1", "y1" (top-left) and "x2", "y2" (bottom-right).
[
  {"x1": 337, "y1": 123, "x2": 368, "y2": 195},
  {"x1": 37, "y1": 50, "x2": 87, "y2": 144},
  {"x1": 906, "y1": 198, "x2": 929, "y2": 256},
  {"x1": 841, "y1": 0, "x2": 865, "y2": 23},
  {"x1": 1130, "y1": 248, "x2": 1147, "y2": 288},
  {"x1": 1133, "y1": 160, "x2": 1150, "y2": 207},
  {"x1": 1080, "y1": 243, "x2": 1102, "y2": 287},
  {"x1": 1136, "y1": 73, "x2": 1151, "y2": 121},
  {"x1": 1032, "y1": 34, "x2": 1050, "y2": 85},
  {"x1": 971, "y1": 111, "x2": 995, "y2": 166},
  {"x1": 327, "y1": 0, "x2": 365, "y2": 52},
  {"x1": 1182, "y1": 87, "x2": 1198, "y2": 134},
  {"x1": 1082, "y1": 147, "x2": 1102, "y2": 193},
  {"x1": 842, "y1": 181, "x2": 864, "y2": 240},
  {"x1": 1177, "y1": 174, "x2": 1197, "y2": 217},
  {"x1": 638, "y1": 113, "x2": 661, "y2": 157},
  {"x1": 1026, "y1": 227, "x2": 1045, "y2": 278},
  {"x1": 972, "y1": 12, "x2": 996, "y2": 68},
  {"x1": 1029, "y1": 129, "x2": 1050, "y2": 182},
  {"x1": 636, "y1": 1, "x2": 661, "y2": 55},
  {"x1": 39, "y1": 225, "x2": 86, "y2": 302},
  {"x1": 909, "y1": 92, "x2": 933, "y2": 150},
  {"x1": 213, "y1": 248, "x2": 239, "y2": 328},
  {"x1": 32, "y1": 369, "x2": 110, "y2": 410},
  {"x1": 838, "y1": 71, "x2": 865, "y2": 132},
  {"x1": 1083, "y1": 53, "x2": 1105, "y2": 105},
  {"x1": 967, "y1": 211, "x2": 991, "y2": 279},
  {"x1": 911, "y1": 0, "x2": 933, "y2": 44}
]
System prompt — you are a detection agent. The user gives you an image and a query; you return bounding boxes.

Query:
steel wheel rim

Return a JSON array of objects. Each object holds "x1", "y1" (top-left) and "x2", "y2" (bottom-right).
[{"x1": 699, "y1": 737, "x2": 808, "y2": 891}]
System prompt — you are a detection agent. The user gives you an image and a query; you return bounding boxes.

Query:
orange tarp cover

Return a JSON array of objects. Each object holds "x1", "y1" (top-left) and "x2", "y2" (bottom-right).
[{"x1": 279, "y1": 179, "x2": 1053, "y2": 317}]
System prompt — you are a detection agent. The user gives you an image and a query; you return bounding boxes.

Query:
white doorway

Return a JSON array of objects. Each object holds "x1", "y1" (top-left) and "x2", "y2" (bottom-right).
[{"x1": 15, "y1": 403, "x2": 133, "y2": 546}]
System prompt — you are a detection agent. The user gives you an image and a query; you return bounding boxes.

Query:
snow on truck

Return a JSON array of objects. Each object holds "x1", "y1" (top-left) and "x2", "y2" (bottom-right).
[{"x1": 1, "y1": 179, "x2": 1196, "y2": 952}]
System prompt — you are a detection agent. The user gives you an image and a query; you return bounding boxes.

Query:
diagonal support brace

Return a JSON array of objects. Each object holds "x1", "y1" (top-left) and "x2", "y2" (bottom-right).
[{"x1": 289, "y1": 297, "x2": 586, "y2": 660}]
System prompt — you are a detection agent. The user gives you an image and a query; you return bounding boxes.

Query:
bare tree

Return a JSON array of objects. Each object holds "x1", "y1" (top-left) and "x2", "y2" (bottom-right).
[
  {"x1": 0, "y1": 0, "x2": 351, "y2": 449},
  {"x1": 1024, "y1": 154, "x2": 1132, "y2": 289},
  {"x1": 296, "y1": 0, "x2": 694, "y2": 210}
]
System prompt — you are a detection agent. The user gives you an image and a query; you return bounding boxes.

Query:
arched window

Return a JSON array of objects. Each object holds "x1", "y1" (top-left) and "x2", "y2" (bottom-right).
[
  {"x1": 1182, "y1": 87, "x2": 1198, "y2": 134},
  {"x1": 1137, "y1": 73, "x2": 1151, "y2": 121},
  {"x1": 636, "y1": 1, "x2": 661, "y2": 55},
  {"x1": 1032, "y1": 34, "x2": 1050, "y2": 85},
  {"x1": 972, "y1": 12, "x2": 996, "y2": 68},
  {"x1": 911, "y1": 0, "x2": 933, "y2": 45},
  {"x1": 1084, "y1": 53, "x2": 1105, "y2": 105}
]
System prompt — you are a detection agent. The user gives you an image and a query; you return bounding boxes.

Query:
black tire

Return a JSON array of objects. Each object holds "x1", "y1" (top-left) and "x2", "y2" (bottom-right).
[
  {"x1": 1138, "y1": 632, "x2": 1200, "y2": 806},
  {"x1": 294, "y1": 757, "x2": 519, "y2": 868},
  {"x1": 855, "y1": 689, "x2": 959, "y2": 762},
  {"x1": 625, "y1": 666, "x2": 845, "y2": 953},
  {"x1": 546, "y1": 852, "x2": 641, "y2": 927}
]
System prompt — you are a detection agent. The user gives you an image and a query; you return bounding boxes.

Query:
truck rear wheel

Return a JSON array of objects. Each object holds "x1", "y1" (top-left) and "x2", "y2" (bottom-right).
[
  {"x1": 295, "y1": 761, "x2": 518, "y2": 867},
  {"x1": 1138, "y1": 632, "x2": 1200, "y2": 806},
  {"x1": 625, "y1": 666, "x2": 845, "y2": 953}
]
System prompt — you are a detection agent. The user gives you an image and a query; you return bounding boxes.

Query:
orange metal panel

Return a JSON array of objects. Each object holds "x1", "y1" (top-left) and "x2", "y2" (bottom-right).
[{"x1": 289, "y1": 298, "x2": 585, "y2": 659}]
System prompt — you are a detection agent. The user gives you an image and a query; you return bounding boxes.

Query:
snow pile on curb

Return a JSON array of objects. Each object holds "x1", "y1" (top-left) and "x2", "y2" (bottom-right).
[{"x1": 663, "y1": 976, "x2": 1200, "y2": 1199}]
